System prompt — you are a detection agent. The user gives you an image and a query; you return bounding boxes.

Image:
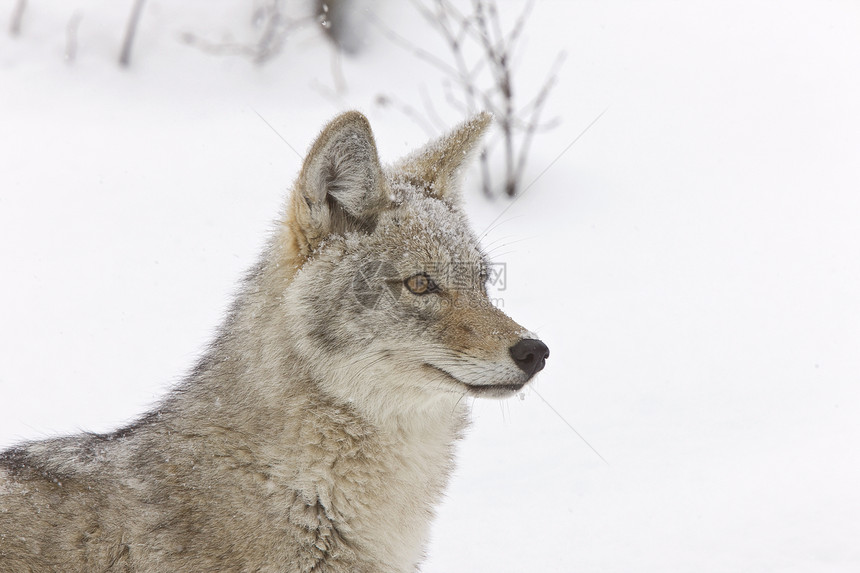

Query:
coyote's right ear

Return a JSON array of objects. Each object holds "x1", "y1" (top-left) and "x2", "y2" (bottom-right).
[{"x1": 285, "y1": 111, "x2": 386, "y2": 258}]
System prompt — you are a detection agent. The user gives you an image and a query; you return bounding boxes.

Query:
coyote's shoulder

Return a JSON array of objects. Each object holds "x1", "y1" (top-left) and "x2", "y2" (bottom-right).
[{"x1": 1, "y1": 111, "x2": 548, "y2": 572}]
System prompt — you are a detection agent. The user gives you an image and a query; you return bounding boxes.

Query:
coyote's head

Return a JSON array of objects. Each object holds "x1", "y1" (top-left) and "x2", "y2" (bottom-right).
[{"x1": 271, "y1": 111, "x2": 548, "y2": 419}]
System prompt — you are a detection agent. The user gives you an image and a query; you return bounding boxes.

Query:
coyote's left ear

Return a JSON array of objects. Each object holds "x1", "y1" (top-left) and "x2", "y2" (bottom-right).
[
  {"x1": 397, "y1": 112, "x2": 492, "y2": 202},
  {"x1": 286, "y1": 111, "x2": 386, "y2": 256}
]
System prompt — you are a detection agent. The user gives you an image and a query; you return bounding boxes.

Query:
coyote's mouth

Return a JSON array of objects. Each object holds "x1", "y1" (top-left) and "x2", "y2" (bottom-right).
[{"x1": 423, "y1": 364, "x2": 526, "y2": 396}]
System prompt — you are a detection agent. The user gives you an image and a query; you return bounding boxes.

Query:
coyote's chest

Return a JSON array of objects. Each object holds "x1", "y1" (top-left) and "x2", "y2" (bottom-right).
[{"x1": 267, "y1": 404, "x2": 464, "y2": 571}]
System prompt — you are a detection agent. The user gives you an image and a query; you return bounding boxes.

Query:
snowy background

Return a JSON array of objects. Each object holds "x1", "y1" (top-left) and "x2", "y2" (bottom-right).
[{"x1": 2, "y1": 1, "x2": 860, "y2": 571}]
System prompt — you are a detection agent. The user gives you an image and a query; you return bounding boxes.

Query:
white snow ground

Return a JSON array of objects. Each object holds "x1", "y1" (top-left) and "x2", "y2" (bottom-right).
[{"x1": 2, "y1": 1, "x2": 860, "y2": 571}]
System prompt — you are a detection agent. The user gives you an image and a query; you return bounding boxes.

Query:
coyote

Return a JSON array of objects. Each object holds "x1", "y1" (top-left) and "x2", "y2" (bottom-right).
[{"x1": 0, "y1": 111, "x2": 549, "y2": 572}]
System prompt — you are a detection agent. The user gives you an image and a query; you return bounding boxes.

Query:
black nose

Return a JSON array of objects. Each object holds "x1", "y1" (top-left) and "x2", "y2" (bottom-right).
[{"x1": 509, "y1": 339, "x2": 549, "y2": 378}]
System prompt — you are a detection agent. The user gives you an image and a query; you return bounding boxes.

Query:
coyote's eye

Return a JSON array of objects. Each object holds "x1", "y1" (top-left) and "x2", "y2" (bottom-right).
[{"x1": 405, "y1": 273, "x2": 440, "y2": 295}]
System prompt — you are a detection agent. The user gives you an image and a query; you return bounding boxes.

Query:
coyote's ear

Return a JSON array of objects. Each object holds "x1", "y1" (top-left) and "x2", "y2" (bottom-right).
[
  {"x1": 287, "y1": 111, "x2": 386, "y2": 255},
  {"x1": 397, "y1": 112, "x2": 492, "y2": 201}
]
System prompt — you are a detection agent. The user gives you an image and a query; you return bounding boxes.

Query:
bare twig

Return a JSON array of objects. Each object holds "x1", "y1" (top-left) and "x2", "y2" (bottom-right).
[
  {"x1": 182, "y1": 1, "x2": 314, "y2": 65},
  {"x1": 9, "y1": 0, "x2": 26, "y2": 36},
  {"x1": 119, "y1": 0, "x2": 146, "y2": 67},
  {"x1": 330, "y1": 48, "x2": 347, "y2": 94},
  {"x1": 180, "y1": 33, "x2": 258, "y2": 58},
  {"x1": 367, "y1": 11, "x2": 459, "y2": 78},
  {"x1": 512, "y1": 52, "x2": 566, "y2": 189},
  {"x1": 65, "y1": 12, "x2": 83, "y2": 64},
  {"x1": 515, "y1": 53, "x2": 565, "y2": 127},
  {"x1": 254, "y1": 9, "x2": 285, "y2": 63},
  {"x1": 501, "y1": 0, "x2": 534, "y2": 55},
  {"x1": 379, "y1": 0, "x2": 563, "y2": 197}
]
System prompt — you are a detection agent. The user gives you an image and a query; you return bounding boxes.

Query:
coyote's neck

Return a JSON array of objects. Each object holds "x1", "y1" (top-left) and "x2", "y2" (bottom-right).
[{"x1": 164, "y1": 280, "x2": 466, "y2": 569}]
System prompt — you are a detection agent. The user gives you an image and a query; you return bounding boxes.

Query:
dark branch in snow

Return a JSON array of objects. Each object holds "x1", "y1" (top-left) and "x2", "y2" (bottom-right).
[
  {"x1": 9, "y1": 0, "x2": 26, "y2": 36},
  {"x1": 330, "y1": 48, "x2": 348, "y2": 94},
  {"x1": 368, "y1": 11, "x2": 459, "y2": 79},
  {"x1": 181, "y1": 0, "x2": 314, "y2": 65},
  {"x1": 119, "y1": 0, "x2": 147, "y2": 67},
  {"x1": 65, "y1": 12, "x2": 83, "y2": 64},
  {"x1": 251, "y1": 0, "x2": 289, "y2": 64},
  {"x1": 376, "y1": 0, "x2": 563, "y2": 197}
]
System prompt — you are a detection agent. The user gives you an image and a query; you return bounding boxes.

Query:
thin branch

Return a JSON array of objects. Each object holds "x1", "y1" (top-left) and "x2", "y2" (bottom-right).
[
  {"x1": 65, "y1": 12, "x2": 83, "y2": 64},
  {"x1": 181, "y1": 33, "x2": 258, "y2": 58},
  {"x1": 9, "y1": 0, "x2": 26, "y2": 36},
  {"x1": 250, "y1": 2, "x2": 316, "y2": 64},
  {"x1": 516, "y1": 51, "x2": 565, "y2": 119},
  {"x1": 503, "y1": 0, "x2": 535, "y2": 55},
  {"x1": 513, "y1": 52, "x2": 565, "y2": 189},
  {"x1": 383, "y1": 0, "x2": 564, "y2": 197},
  {"x1": 480, "y1": 148, "x2": 493, "y2": 197},
  {"x1": 329, "y1": 46, "x2": 347, "y2": 95},
  {"x1": 119, "y1": 0, "x2": 147, "y2": 67},
  {"x1": 253, "y1": 7, "x2": 285, "y2": 64},
  {"x1": 367, "y1": 10, "x2": 459, "y2": 78},
  {"x1": 182, "y1": 8, "x2": 313, "y2": 66}
]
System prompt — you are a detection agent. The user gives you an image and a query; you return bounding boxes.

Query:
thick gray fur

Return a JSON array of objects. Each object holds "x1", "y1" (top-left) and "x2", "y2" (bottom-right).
[{"x1": 0, "y1": 111, "x2": 547, "y2": 572}]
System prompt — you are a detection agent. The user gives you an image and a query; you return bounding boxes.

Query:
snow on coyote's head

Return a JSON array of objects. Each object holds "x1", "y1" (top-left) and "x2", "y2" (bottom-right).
[{"x1": 271, "y1": 111, "x2": 548, "y2": 417}]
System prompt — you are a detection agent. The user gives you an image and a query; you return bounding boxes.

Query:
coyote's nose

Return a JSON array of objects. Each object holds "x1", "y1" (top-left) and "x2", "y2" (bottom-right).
[{"x1": 509, "y1": 339, "x2": 549, "y2": 378}]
